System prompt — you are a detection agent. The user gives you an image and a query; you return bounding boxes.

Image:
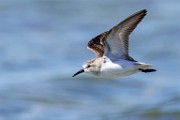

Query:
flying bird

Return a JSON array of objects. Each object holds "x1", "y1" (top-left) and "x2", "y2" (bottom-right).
[{"x1": 73, "y1": 9, "x2": 156, "y2": 78}]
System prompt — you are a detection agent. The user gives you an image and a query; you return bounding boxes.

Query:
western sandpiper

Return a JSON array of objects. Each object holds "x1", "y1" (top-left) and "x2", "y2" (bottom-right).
[{"x1": 73, "y1": 9, "x2": 156, "y2": 78}]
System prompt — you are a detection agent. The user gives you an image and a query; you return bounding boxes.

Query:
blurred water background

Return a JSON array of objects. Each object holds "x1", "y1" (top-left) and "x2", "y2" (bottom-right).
[{"x1": 0, "y1": 0, "x2": 180, "y2": 120}]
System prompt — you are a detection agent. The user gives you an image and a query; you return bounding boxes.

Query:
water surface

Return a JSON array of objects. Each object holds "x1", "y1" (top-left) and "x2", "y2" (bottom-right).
[{"x1": 0, "y1": 0, "x2": 180, "y2": 120}]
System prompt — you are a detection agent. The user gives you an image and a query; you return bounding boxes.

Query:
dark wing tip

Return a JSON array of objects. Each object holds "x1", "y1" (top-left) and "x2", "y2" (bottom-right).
[
  {"x1": 132, "y1": 9, "x2": 147, "y2": 19},
  {"x1": 137, "y1": 9, "x2": 147, "y2": 15},
  {"x1": 140, "y1": 9, "x2": 147, "y2": 13}
]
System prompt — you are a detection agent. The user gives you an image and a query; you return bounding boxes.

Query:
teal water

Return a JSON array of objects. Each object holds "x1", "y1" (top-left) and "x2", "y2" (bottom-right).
[{"x1": 0, "y1": 0, "x2": 180, "y2": 120}]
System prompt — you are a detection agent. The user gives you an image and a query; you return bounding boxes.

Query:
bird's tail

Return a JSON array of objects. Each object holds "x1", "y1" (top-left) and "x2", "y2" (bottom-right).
[
  {"x1": 139, "y1": 68, "x2": 157, "y2": 73},
  {"x1": 138, "y1": 63, "x2": 157, "y2": 73}
]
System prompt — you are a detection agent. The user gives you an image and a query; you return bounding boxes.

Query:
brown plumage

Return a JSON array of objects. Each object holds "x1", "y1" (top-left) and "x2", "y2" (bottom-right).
[{"x1": 87, "y1": 31, "x2": 107, "y2": 57}]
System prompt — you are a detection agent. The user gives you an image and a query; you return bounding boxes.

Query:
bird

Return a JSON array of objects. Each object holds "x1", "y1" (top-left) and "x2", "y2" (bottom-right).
[{"x1": 73, "y1": 9, "x2": 156, "y2": 78}]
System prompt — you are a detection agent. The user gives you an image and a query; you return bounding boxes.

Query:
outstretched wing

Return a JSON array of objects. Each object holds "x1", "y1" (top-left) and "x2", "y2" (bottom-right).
[
  {"x1": 104, "y1": 9, "x2": 147, "y2": 60},
  {"x1": 87, "y1": 9, "x2": 147, "y2": 59},
  {"x1": 87, "y1": 31, "x2": 107, "y2": 57}
]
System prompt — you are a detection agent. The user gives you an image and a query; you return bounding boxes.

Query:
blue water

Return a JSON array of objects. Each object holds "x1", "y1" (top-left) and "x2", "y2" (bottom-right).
[{"x1": 0, "y1": 0, "x2": 180, "y2": 120}]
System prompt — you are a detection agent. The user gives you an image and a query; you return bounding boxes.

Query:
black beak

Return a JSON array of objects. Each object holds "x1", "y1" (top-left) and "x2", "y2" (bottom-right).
[{"x1": 72, "y1": 69, "x2": 84, "y2": 77}]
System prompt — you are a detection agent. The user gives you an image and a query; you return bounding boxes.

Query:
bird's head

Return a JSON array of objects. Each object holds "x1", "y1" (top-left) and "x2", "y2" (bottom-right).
[{"x1": 72, "y1": 58, "x2": 101, "y2": 77}]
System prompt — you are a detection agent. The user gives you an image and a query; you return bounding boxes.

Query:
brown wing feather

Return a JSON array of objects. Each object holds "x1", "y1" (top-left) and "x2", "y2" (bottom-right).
[{"x1": 87, "y1": 31, "x2": 107, "y2": 57}]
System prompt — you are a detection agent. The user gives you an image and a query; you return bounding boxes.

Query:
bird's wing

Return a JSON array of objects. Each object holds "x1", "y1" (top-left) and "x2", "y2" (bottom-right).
[
  {"x1": 87, "y1": 31, "x2": 107, "y2": 57},
  {"x1": 104, "y1": 9, "x2": 147, "y2": 60}
]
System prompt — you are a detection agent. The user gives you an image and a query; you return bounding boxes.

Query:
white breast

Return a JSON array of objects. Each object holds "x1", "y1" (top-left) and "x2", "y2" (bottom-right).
[{"x1": 99, "y1": 58, "x2": 140, "y2": 78}]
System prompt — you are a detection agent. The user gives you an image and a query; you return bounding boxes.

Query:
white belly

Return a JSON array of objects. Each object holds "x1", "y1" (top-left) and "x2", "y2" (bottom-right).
[{"x1": 99, "y1": 60, "x2": 141, "y2": 78}]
